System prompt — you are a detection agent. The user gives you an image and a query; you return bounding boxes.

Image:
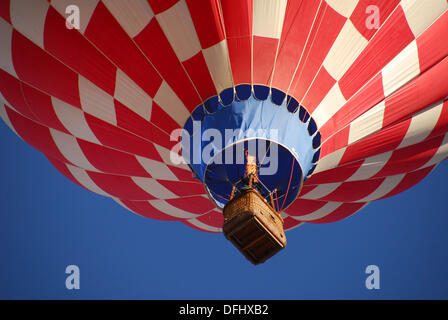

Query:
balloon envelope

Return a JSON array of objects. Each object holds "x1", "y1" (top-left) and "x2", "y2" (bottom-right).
[{"x1": 0, "y1": 0, "x2": 447, "y2": 233}]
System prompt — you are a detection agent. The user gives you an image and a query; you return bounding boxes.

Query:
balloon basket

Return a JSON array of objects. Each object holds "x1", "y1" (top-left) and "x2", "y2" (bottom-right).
[{"x1": 223, "y1": 189, "x2": 286, "y2": 265}]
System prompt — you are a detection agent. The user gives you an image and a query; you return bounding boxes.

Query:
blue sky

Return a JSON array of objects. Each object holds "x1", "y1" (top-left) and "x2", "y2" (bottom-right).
[{"x1": 0, "y1": 120, "x2": 447, "y2": 299}]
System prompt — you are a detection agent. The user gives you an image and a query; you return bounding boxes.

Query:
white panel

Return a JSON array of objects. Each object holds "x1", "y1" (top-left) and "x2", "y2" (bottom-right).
[
  {"x1": 253, "y1": 0, "x2": 287, "y2": 38},
  {"x1": 397, "y1": 101, "x2": 443, "y2": 149},
  {"x1": 291, "y1": 201, "x2": 342, "y2": 221},
  {"x1": 136, "y1": 155, "x2": 178, "y2": 181},
  {"x1": 52, "y1": 97, "x2": 101, "y2": 144},
  {"x1": 156, "y1": 0, "x2": 201, "y2": 61},
  {"x1": 382, "y1": 41, "x2": 420, "y2": 98},
  {"x1": 313, "y1": 147, "x2": 347, "y2": 174},
  {"x1": 202, "y1": 40, "x2": 234, "y2": 93},
  {"x1": 112, "y1": 197, "x2": 126, "y2": 208},
  {"x1": 79, "y1": 76, "x2": 116, "y2": 125},
  {"x1": 149, "y1": 199, "x2": 198, "y2": 219},
  {"x1": 323, "y1": 20, "x2": 368, "y2": 81},
  {"x1": 66, "y1": 164, "x2": 110, "y2": 196},
  {"x1": 301, "y1": 183, "x2": 341, "y2": 200},
  {"x1": 348, "y1": 101, "x2": 385, "y2": 144},
  {"x1": 0, "y1": 19, "x2": 17, "y2": 77},
  {"x1": 51, "y1": 0, "x2": 99, "y2": 34},
  {"x1": 422, "y1": 133, "x2": 448, "y2": 168},
  {"x1": 357, "y1": 174, "x2": 405, "y2": 202},
  {"x1": 114, "y1": 69, "x2": 152, "y2": 120},
  {"x1": 50, "y1": 128, "x2": 99, "y2": 171},
  {"x1": 10, "y1": 0, "x2": 49, "y2": 48},
  {"x1": 103, "y1": 0, "x2": 153, "y2": 37},
  {"x1": 0, "y1": 103, "x2": 18, "y2": 136},
  {"x1": 401, "y1": 0, "x2": 448, "y2": 37},
  {"x1": 132, "y1": 177, "x2": 177, "y2": 199},
  {"x1": 347, "y1": 151, "x2": 393, "y2": 181},
  {"x1": 153, "y1": 143, "x2": 191, "y2": 170},
  {"x1": 153, "y1": 80, "x2": 190, "y2": 126},
  {"x1": 313, "y1": 83, "x2": 347, "y2": 128},
  {"x1": 186, "y1": 218, "x2": 222, "y2": 232},
  {"x1": 325, "y1": 0, "x2": 358, "y2": 18}
]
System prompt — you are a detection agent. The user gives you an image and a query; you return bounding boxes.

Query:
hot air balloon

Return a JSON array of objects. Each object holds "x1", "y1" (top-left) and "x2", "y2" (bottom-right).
[{"x1": 0, "y1": 0, "x2": 447, "y2": 264}]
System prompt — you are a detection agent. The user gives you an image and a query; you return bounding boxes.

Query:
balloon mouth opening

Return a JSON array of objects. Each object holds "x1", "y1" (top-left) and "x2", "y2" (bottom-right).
[
  {"x1": 181, "y1": 85, "x2": 321, "y2": 210},
  {"x1": 203, "y1": 138, "x2": 304, "y2": 210}
]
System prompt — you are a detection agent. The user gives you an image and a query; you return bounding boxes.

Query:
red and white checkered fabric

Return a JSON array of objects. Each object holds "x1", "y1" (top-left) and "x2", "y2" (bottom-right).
[{"x1": 1, "y1": 0, "x2": 447, "y2": 233}]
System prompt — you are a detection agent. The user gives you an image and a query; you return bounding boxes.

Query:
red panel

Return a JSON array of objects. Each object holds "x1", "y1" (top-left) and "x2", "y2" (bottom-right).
[
  {"x1": 85, "y1": 113, "x2": 162, "y2": 162},
  {"x1": 319, "y1": 179, "x2": 384, "y2": 202},
  {"x1": 301, "y1": 67, "x2": 336, "y2": 113},
  {"x1": 299, "y1": 184, "x2": 318, "y2": 196},
  {"x1": 289, "y1": 3, "x2": 345, "y2": 101},
  {"x1": 21, "y1": 82, "x2": 70, "y2": 134},
  {"x1": 221, "y1": 0, "x2": 252, "y2": 84},
  {"x1": 271, "y1": 0, "x2": 322, "y2": 92},
  {"x1": 182, "y1": 52, "x2": 217, "y2": 100},
  {"x1": 0, "y1": 0, "x2": 10, "y2": 24},
  {"x1": 226, "y1": 37, "x2": 252, "y2": 85},
  {"x1": 380, "y1": 165, "x2": 434, "y2": 199},
  {"x1": 87, "y1": 172, "x2": 155, "y2": 200},
  {"x1": 134, "y1": 19, "x2": 201, "y2": 111},
  {"x1": 320, "y1": 126, "x2": 350, "y2": 158},
  {"x1": 77, "y1": 139, "x2": 150, "y2": 177},
  {"x1": 158, "y1": 180, "x2": 205, "y2": 197},
  {"x1": 417, "y1": 10, "x2": 448, "y2": 73},
  {"x1": 339, "y1": 119, "x2": 410, "y2": 165},
  {"x1": 186, "y1": 0, "x2": 225, "y2": 49},
  {"x1": 220, "y1": 0, "x2": 252, "y2": 38},
  {"x1": 84, "y1": 2, "x2": 162, "y2": 97},
  {"x1": 284, "y1": 198, "x2": 327, "y2": 217},
  {"x1": 350, "y1": 0, "x2": 400, "y2": 40},
  {"x1": 44, "y1": 6, "x2": 116, "y2": 95},
  {"x1": 305, "y1": 160, "x2": 363, "y2": 185},
  {"x1": 309, "y1": 202, "x2": 366, "y2": 224},
  {"x1": 166, "y1": 196, "x2": 215, "y2": 214},
  {"x1": 0, "y1": 69, "x2": 36, "y2": 119},
  {"x1": 115, "y1": 100, "x2": 175, "y2": 152},
  {"x1": 163, "y1": 65, "x2": 202, "y2": 111},
  {"x1": 147, "y1": 0, "x2": 178, "y2": 15},
  {"x1": 12, "y1": 31, "x2": 81, "y2": 108},
  {"x1": 120, "y1": 199, "x2": 179, "y2": 221},
  {"x1": 372, "y1": 136, "x2": 443, "y2": 177},
  {"x1": 5, "y1": 106, "x2": 69, "y2": 163},
  {"x1": 196, "y1": 210, "x2": 224, "y2": 228},
  {"x1": 282, "y1": 217, "x2": 303, "y2": 230},
  {"x1": 150, "y1": 101, "x2": 180, "y2": 134},
  {"x1": 252, "y1": 36, "x2": 278, "y2": 85},
  {"x1": 383, "y1": 57, "x2": 448, "y2": 128},
  {"x1": 320, "y1": 74, "x2": 384, "y2": 140},
  {"x1": 339, "y1": 6, "x2": 414, "y2": 99}
]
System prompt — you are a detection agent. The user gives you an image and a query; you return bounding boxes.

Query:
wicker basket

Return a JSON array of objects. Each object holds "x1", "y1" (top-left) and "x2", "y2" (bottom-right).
[{"x1": 223, "y1": 189, "x2": 287, "y2": 265}]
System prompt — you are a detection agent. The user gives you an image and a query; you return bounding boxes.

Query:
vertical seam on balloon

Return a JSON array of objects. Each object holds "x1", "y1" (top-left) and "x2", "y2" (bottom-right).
[
  {"x1": 216, "y1": 0, "x2": 235, "y2": 94},
  {"x1": 251, "y1": 0, "x2": 254, "y2": 90},
  {"x1": 289, "y1": 4, "x2": 328, "y2": 104},
  {"x1": 267, "y1": 0, "x2": 290, "y2": 91},
  {"x1": 284, "y1": 0, "x2": 324, "y2": 98}
]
